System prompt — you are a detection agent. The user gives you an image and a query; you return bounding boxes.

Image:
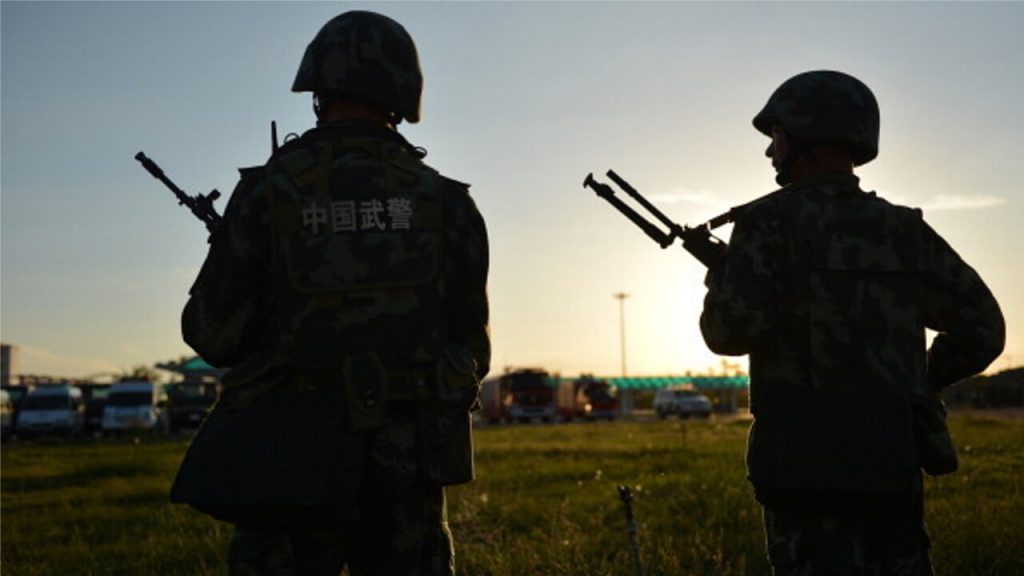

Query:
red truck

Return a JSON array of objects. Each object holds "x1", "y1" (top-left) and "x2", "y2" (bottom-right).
[
  {"x1": 480, "y1": 369, "x2": 556, "y2": 424},
  {"x1": 556, "y1": 376, "x2": 619, "y2": 421}
]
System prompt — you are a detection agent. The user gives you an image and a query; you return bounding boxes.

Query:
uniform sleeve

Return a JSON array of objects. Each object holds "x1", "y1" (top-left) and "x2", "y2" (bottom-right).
[
  {"x1": 444, "y1": 184, "x2": 491, "y2": 381},
  {"x1": 921, "y1": 222, "x2": 1005, "y2": 390},
  {"x1": 699, "y1": 213, "x2": 782, "y2": 356},
  {"x1": 181, "y1": 171, "x2": 270, "y2": 367}
]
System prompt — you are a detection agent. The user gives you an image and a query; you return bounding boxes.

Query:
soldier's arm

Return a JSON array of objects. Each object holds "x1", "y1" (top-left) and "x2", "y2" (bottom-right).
[
  {"x1": 699, "y1": 214, "x2": 781, "y2": 356},
  {"x1": 444, "y1": 182, "x2": 491, "y2": 381},
  {"x1": 921, "y1": 222, "x2": 1005, "y2": 391},
  {"x1": 181, "y1": 168, "x2": 270, "y2": 367}
]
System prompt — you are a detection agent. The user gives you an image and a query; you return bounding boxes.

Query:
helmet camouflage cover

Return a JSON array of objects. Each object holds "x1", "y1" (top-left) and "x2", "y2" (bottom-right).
[
  {"x1": 753, "y1": 70, "x2": 880, "y2": 166},
  {"x1": 292, "y1": 11, "x2": 423, "y2": 124}
]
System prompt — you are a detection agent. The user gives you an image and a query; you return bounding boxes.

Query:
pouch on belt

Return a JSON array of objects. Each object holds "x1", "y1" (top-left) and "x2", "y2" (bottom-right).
[
  {"x1": 417, "y1": 344, "x2": 480, "y2": 486},
  {"x1": 170, "y1": 361, "x2": 364, "y2": 529},
  {"x1": 911, "y1": 393, "x2": 958, "y2": 476}
]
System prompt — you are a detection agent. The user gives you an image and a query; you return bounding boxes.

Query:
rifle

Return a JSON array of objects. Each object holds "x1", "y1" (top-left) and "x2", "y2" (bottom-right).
[
  {"x1": 584, "y1": 170, "x2": 780, "y2": 268},
  {"x1": 618, "y1": 485, "x2": 644, "y2": 576},
  {"x1": 135, "y1": 151, "x2": 222, "y2": 235}
]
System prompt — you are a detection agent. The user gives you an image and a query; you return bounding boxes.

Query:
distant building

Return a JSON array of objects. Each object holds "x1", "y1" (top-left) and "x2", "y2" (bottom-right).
[{"x1": 1, "y1": 343, "x2": 20, "y2": 386}]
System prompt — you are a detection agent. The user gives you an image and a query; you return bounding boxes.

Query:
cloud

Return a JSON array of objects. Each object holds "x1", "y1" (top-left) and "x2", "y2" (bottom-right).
[
  {"x1": 921, "y1": 194, "x2": 1007, "y2": 211},
  {"x1": 648, "y1": 187, "x2": 731, "y2": 209},
  {"x1": 14, "y1": 345, "x2": 119, "y2": 378},
  {"x1": 633, "y1": 188, "x2": 1007, "y2": 218}
]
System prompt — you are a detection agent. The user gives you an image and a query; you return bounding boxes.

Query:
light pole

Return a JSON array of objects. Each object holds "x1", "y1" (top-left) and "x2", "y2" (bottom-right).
[
  {"x1": 613, "y1": 292, "x2": 629, "y2": 377},
  {"x1": 613, "y1": 292, "x2": 632, "y2": 416}
]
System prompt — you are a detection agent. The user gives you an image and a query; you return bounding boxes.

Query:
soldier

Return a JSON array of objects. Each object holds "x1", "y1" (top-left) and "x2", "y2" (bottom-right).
[
  {"x1": 170, "y1": 11, "x2": 490, "y2": 576},
  {"x1": 700, "y1": 70, "x2": 1004, "y2": 575}
]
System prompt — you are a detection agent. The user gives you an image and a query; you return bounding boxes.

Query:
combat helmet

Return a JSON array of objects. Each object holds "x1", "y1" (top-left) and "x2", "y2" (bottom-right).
[
  {"x1": 292, "y1": 11, "x2": 423, "y2": 124},
  {"x1": 753, "y1": 70, "x2": 879, "y2": 166}
]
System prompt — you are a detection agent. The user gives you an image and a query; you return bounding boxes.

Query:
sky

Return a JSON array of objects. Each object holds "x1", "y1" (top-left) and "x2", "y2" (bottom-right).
[{"x1": 2, "y1": 1, "x2": 1022, "y2": 380}]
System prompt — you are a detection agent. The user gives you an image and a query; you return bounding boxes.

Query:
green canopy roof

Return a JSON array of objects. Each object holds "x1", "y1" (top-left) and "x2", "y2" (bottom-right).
[
  {"x1": 547, "y1": 376, "x2": 747, "y2": 390},
  {"x1": 602, "y1": 376, "x2": 748, "y2": 390},
  {"x1": 182, "y1": 356, "x2": 216, "y2": 371},
  {"x1": 158, "y1": 356, "x2": 221, "y2": 374}
]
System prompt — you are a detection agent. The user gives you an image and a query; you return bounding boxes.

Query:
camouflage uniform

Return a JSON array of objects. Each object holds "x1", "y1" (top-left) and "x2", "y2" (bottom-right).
[
  {"x1": 701, "y1": 71, "x2": 1004, "y2": 575},
  {"x1": 171, "y1": 12, "x2": 489, "y2": 576}
]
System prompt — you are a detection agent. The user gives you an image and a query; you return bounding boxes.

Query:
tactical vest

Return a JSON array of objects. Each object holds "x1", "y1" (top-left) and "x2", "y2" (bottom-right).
[
  {"x1": 796, "y1": 189, "x2": 926, "y2": 394},
  {"x1": 748, "y1": 180, "x2": 926, "y2": 495},
  {"x1": 265, "y1": 135, "x2": 445, "y2": 374}
]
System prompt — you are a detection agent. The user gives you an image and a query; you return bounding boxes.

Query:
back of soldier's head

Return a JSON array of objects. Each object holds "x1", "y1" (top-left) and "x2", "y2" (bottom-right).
[{"x1": 292, "y1": 11, "x2": 423, "y2": 124}]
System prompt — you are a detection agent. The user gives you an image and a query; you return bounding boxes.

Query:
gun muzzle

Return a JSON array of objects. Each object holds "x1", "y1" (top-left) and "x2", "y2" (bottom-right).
[
  {"x1": 134, "y1": 151, "x2": 165, "y2": 179},
  {"x1": 583, "y1": 172, "x2": 612, "y2": 199}
]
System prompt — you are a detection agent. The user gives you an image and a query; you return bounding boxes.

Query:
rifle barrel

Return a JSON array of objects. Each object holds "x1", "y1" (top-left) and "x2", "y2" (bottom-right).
[
  {"x1": 135, "y1": 151, "x2": 192, "y2": 205},
  {"x1": 135, "y1": 151, "x2": 222, "y2": 235}
]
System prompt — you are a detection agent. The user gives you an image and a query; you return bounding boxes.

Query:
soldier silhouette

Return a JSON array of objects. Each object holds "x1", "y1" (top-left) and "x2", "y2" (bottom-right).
[
  {"x1": 170, "y1": 11, "x2": 490, "y2": 576},
  {"x1": 700, "y1": 70, "x2": 1005, "y2": 575}
]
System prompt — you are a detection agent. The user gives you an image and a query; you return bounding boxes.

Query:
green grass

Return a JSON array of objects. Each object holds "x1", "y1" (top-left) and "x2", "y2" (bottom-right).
[{"x1": 2, "y1": 413, "x2": 1022, "y2": 575}]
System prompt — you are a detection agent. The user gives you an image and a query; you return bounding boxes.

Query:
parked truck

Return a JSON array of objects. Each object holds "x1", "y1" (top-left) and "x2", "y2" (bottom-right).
[
  {"x1": 480, "y1": 368, "x2": 556, "y2": 424},
  {"x1": 81, "y1": 383, "x2": 111, "y2": 436},
  {"x1": 556, "y1": 375, "x2": 619, "y2": 421},
  {"x1": 167, "y1": 381, "x2": 217, "y2": 433}
]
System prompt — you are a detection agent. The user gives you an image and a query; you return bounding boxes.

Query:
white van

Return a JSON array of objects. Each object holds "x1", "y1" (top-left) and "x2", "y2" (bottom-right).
[
  {"x1": 15, "y1": 385, "x2": 86, "y2": 437},
  {"x1": 653, "y1": 386, "x2": 713, "y2": 420},
  {"x1": 101, "y1": 380, "x2": 168, "y2": 434}
]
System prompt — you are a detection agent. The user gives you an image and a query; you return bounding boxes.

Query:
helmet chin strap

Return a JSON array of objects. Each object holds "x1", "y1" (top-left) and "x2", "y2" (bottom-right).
[
  {"x1": 313, "y1": 94, "x2": 325, "y2": 125},
  {"x1": 775, "y1": 151, "x2": 798, "y2": 186},
  {"x1": 775, "y1": 141, "x2": 815, "y2": 186}
]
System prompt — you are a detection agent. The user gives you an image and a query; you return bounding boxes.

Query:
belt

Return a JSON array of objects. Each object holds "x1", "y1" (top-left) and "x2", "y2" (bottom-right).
[
  {"x1": 289, "y1": 368, "x2": 434, "y2": 402},
  {"x1": 387, "y1": 369, "x2": 434, "y2": 402}
]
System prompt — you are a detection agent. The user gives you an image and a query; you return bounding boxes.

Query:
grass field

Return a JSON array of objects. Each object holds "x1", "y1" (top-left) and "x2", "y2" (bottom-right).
[{"x1": 2, "y1": 412, "x2": 1022, "y2": 575}]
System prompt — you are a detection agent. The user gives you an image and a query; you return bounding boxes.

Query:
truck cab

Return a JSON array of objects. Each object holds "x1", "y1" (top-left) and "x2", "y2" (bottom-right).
[
  {"x1": 481, "y1": 369, "x2": 556, "y2": 424},
  {"x1": 558, "y1": 376, "x2": 619, "y2": 421}
]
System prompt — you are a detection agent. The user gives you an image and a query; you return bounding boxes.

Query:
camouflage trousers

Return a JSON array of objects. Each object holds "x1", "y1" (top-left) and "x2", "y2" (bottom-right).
[
  {"x1": 227, "y1": 419, "x2": 454, "y2": 576},
  {"x1": 761, "y1": 490, "x2": 934, "y2": 576}
]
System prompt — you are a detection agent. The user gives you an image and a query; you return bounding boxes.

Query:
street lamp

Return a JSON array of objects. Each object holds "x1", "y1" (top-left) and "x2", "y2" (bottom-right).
[
  {"x1": 613, "y1": 292, "x2": 632, "y2": 417},
  {"x1": 613, "y1": 292, "x2": 630, "y2": 377}
]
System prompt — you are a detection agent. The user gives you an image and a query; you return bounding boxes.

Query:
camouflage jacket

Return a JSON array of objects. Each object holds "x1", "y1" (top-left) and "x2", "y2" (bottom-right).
[
  {"x1": 700, "y1": 172, "x2": 1004, "y2": 495},
  {"x1": 182, "y1": 121, "x2": 490, "y2": 385}
]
